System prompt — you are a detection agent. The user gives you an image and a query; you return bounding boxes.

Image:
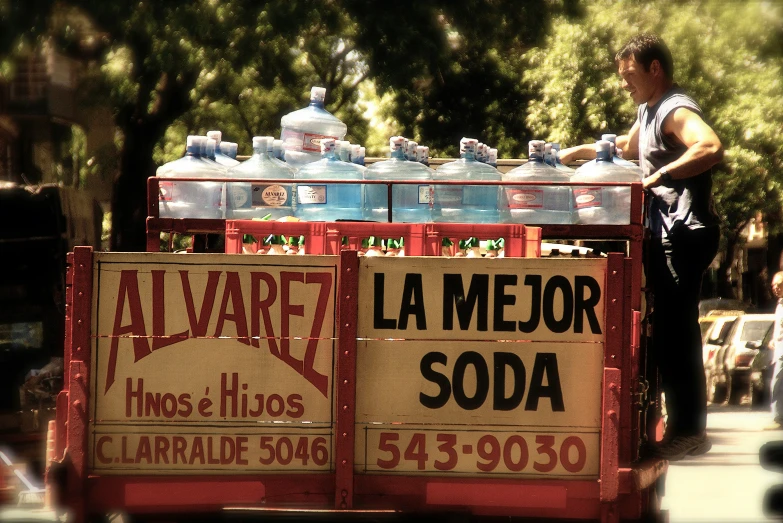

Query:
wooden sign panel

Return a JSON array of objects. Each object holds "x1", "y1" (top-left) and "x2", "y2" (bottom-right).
[
  {"x1": 355, "y1": 257, "x2": 606, "y2": 479},
  {"x1": 88, "y1": 253, "x2": 338, "y2": 474}
]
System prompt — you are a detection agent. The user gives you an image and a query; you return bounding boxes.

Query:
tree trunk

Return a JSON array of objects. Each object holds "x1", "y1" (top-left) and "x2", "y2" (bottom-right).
[{"x1": 110, "y1": 128, "x2": 158, "y2": 252}]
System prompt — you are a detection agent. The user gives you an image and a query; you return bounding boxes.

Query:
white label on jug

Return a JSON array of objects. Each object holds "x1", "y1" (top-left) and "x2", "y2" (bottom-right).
[
  {"x1": 251, "y1": 184, "x2": 291, "y2": 207},
  {"x1": 418, "y1": 185, "x2": 432, "y2": 205},
  {"x1": 303, "y1": 133, "x2": 338, "y2": 153},
  {"x1": 281, "y1": 130, "x2": 340, "y2": 153},
  {"x1": 574, "y1": 187, "x2": 602, "y2": 209},
  {"x1": 435, "y1": 186, "x2": 463, "y2": 205},
  {"x1": 506, "y1": 188, "x2": 543, "y2": 209},
  {"x1": 297, "y1": 185, "x2": 327, "y2": 205},
  {"x1": 231, "y1": 185, "x2": 250, "y2": 208}
]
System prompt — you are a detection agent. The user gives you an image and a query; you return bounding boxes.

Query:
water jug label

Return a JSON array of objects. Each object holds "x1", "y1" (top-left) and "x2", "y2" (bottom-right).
[
  {"x1": 281, "y1": 130, "x2": 340, "y2": 153},
  {"x1": 297, "y1": 185, "x2": 327, "y2": 205},
  {"x1": 574, "y1": 187, "x2": 602, "y2": 209},
  {"x1": 281, "y1": 129, "x2": 304, "y2": 152},
  {"x1": 418, "y1": 185, "x2": 432, "y2": 205},
  {"x1": 303, "y1": 132, "x2": 338, "y2": 153},
  {"x1": 158, "y1": 181, "x2": 174, "y2": 202},
  {"x1": 506, "y1": 188, "x2": 544, "y2": 209},
  {"x1": 436, "y1": 186, "x2": 463, "y2": 205},
  {"x1": 230, "y1": 185, "x2": 250, "y2": 208},
  {"x1": 252, "y1": 184, "x2": 292, "y2": 208}
]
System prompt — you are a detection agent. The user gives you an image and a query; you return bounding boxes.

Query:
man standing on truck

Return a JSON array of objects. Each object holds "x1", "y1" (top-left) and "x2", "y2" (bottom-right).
[{"x1": 560, "y1": 33, "x2": 723, "y2": 460}]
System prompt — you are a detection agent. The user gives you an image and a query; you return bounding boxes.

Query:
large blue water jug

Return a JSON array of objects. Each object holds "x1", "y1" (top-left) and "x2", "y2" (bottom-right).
[
  {"x1": 502, "y1": 140, "x2": 573, "y2": 225},
  {"x1": 156, "y1": 136, "x2": 225, "y2": 219},
  {"x1": 295, "y1": 138, "x2": 364, "y2": 221},
  {"x1": 431, "y1": 137, "x2": 504, "y2": 223},
  {"x1": 280, "y1": 87, "x2": 347, "y2": 168},
  {"x1": 226, "y1": 136, "x2": 296, "y2": 220},
  {"x1": 364, "y1": 136, "x2": 434, "y2": 222},
  {"x1": 571, "y1": 140, "x2": 638, "y2": 225}
]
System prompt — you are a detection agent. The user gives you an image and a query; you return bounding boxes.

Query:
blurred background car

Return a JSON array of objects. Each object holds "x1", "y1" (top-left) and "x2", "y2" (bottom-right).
[
  {"x1": 750, "y1": 323, "x2": 775, "y2": 409},
  {"x1": 699, "y1": 298, "x2": 748, "y2": 318},
  {"x1": 704, "y1": 314, "x2": 741, "y2": 404},
  {"x1": 708, "y1": 313, "x2": 774, "y2": 405}
]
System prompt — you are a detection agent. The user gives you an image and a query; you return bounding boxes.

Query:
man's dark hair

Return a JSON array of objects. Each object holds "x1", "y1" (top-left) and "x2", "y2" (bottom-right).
[{"x1": 615, "y1": 33, "x2": 674, "y2": 80}]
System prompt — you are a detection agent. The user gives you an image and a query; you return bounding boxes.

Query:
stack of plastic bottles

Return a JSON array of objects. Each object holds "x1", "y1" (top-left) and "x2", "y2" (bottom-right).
[
  {"x1": 502, "y1": 140, "x2": 573, "y2": 224},
  {"x1": 154, "y1": 86, "x2": 642, "y2": 228}
]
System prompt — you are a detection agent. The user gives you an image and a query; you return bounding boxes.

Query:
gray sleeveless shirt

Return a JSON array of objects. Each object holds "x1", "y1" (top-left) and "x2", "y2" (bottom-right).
[{"x1": 637, "y1": 87, "x2": 719, "y2": 238}]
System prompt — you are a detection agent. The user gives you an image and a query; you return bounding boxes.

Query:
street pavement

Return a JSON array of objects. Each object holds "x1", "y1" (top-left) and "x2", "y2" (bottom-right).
[{"x1": 660, "y1": 403, "x2": 783, "y2": 522}]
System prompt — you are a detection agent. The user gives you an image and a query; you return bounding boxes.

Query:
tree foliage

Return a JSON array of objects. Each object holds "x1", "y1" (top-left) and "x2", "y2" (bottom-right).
[
  {"x1": 2, "y1": 0, "x2": 783, "y2": 298},
  {"x1": 521, "y1": 0, "x2": 783, "y2": 296}
]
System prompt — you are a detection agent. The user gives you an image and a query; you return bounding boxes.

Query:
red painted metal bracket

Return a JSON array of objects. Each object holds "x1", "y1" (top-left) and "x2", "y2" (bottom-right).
[
  {"x1": 605, "y1": 254, "x2": 625, "y2": 369},
  {"x1": 335, "y1": 250, "x2": 359, "y2": 509},
  {"x1": 600, "y1": 367, "x2": 621, "y2": 503},
  {"x1": 64, "y1": 247, "x2": 93, "y2": 522}
]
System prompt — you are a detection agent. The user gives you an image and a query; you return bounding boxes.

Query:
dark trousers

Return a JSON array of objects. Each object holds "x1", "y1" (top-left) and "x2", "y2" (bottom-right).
[{"x1": 648, "y1": 225, "x2": 720, "y2": 437}]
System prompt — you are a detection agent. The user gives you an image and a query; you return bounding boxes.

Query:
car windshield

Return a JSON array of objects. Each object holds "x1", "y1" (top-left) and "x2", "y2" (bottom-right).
[
  {"x1": 700, "y1": 320, "x2": 714, "y2": 338},
  {"x1": 712, "y1": 319, "x2": 736, "y2": 343},
  {"x1": 740, "y1": 320, "x2": 774, "y2": 342}
]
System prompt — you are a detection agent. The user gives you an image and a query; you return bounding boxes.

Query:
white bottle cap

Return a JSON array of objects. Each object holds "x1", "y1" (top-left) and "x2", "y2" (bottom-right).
[
  {"x1": 544, "y1": 143, "x2": 553, "y2": 154},
  {"x1": 596, "y1": 140, "x2": 612, "y2": 154},
  {"x1": 390, "y1": 136, "x2": 405, "y2": 151},
  {"x1": 264, "y1": 136, "x2": 276, "y2": 152},
  {"x1": 601, "y1": 134, "x2": 617, "y2": 143},
  {"x1": 528, "y1": 140, "x2": 546, "y2": 157},
  {"x1": 489, "y1": 148, "x2": 498, "y2": 162},
  {"x1": 321, "y1": 138, "x2": 336, "y2": 153},
  {"x1": 187, "y1": 135, "x2": 198, "y2": 148},
  {"x1": 273, "y1": 139, "x2": 283, "y2": 150},
  {"x1": 351, "y1": 144, "x2": 361, "y2": 158},
  {"x1": 230, "y1": 143, "x2": 238, "y2": 158},
  {"x1": 206, "y1": 130, "x2": 222, "y2": 144},
  {"x1": 206, "y1": 138, "x2": 217, "y2": 156},
  {"x1": 422, "y1": 146, "x2": 429, "y2": 159},
  {"x1": 407, "y1": 141, "x2": 418, "y2": 158},
  {"x1": 359, "y1": 146, "x2": 366, "y2": 158},
  {"x1": 460, "y1": 137, "x2": 478, "y2": 154},
  {"x1": 252, "y1": 136, "x2": 267, "y2": 150},
  {"x1": 311, "y1": 86, "x2": 326, "y2": 103}
]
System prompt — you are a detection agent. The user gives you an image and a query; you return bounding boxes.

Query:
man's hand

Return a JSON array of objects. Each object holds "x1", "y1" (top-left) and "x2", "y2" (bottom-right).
[{"x1": 643, "y1": 171, "x2": 663, "y2": 190}]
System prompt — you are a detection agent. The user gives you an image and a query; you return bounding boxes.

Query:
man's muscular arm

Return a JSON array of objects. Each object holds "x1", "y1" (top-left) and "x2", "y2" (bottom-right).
[
  {"x1": 615, "y1": 120, "x2": 640, "y2": 160},
  {"x1": 643, "y1": 108, "x2": 723, "y2": 190}
]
